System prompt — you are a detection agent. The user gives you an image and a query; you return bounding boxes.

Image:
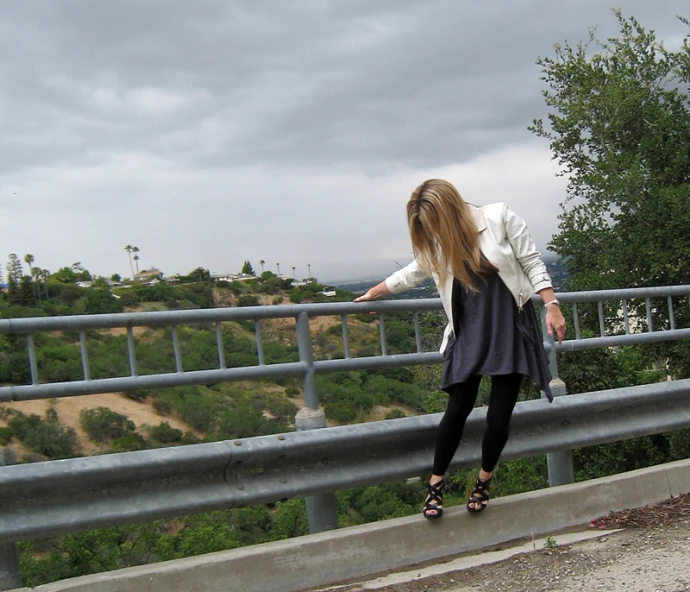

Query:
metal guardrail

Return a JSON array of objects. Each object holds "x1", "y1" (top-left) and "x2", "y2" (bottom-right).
[
  {"x1": 0, "y1": 377, "x2": 688, "y2": 545},
  {"x1": 0, "y1": 301, "x2": 440, "y2": 404},
  {"x1": 0, "y1": 284, "x2": 688, "y2": 588},
  {"x1": 1, "y1": 286, "x2": 688, "y2": 404}
]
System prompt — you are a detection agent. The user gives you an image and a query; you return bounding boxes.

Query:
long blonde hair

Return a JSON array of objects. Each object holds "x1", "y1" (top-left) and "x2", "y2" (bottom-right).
[{"x1": 407, "y1": 179, "x2": 497, "y2": 291}]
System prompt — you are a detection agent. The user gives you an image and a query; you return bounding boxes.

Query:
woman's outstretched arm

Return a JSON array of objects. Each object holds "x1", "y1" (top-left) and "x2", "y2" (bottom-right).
[{"x1": 353, "y1": 280, "x2": 391, "y2": 302}]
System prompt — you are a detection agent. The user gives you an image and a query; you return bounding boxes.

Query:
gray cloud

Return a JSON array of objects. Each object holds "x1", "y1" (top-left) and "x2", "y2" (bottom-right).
[{"x1": 0, "y1": 1, "x2": 687, "y2": 281}]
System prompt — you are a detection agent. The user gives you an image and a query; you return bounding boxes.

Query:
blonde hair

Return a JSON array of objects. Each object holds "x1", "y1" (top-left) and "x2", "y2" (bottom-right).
[{"x1": 407, "y1": 179, "x2": 497, "y2": 291}]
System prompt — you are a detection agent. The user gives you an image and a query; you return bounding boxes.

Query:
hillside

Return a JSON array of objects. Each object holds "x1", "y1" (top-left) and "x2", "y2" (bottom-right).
[{"x1": 0, "y1": 272, "x2": 441, "y2": 464}]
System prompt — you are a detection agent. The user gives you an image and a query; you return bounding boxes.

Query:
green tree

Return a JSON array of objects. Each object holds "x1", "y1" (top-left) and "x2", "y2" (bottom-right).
[
  {"x1": 19, "y1": 276, "x2": 36, "y2": 306},
  {"x1": 241, "y1": 260, "x2": 255, "y2": 276},
  {"x1": 30, "y1": 267, "x2": 42, "y2": 301},
  {"x1": 183, "y1": 267, "x2": 210, "y2": 283},
  {"x1": 40, "y1": 269, "x2": 50, "y2": 299},
  {"x1": 24, "y1": 254, "x2": 41, "y2": 301},
  {"x1": 6, "y1": 254, "x2": 23, "y2": 303},
  {"x1": 530, "y1": 12, "x2": 690, "y2": 291}
]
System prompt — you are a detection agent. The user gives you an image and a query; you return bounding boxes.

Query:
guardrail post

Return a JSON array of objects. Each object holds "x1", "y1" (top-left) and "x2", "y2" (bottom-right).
[
  {"x1": 0, "y1": 451, "x2": 22, "y2": 591},
  {"x1": 295, "y1": 311, "x2": 339, "y2": 533},
  {"x1": 541, "y1": 308, "x2": 575, "y2": 487}
]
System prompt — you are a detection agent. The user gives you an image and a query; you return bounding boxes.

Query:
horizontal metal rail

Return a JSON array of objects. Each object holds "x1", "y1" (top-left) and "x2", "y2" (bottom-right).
[
  {"x1": 0, "y1": 285, "x2": 688, "y2": 403},
  {"x1": 0, "y1": 378, "x2": 688, "y2": 544}
]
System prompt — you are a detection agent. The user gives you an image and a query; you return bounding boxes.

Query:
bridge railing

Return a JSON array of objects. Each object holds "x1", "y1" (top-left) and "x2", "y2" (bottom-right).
[
  {"x1": 1, "y1": 285, "x2": 688, "y2": 404},
  {"x1": 0, "y1": 285, "x2": 688, "y2": 589}
]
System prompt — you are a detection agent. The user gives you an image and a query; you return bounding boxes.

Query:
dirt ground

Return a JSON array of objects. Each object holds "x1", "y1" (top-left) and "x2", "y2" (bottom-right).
[
  {"x1": 0, "y1": 392, "x2": 197, "y2": 456},
  {"x1": 332, "y1": 494, "x2": 690, "y2": 592}
]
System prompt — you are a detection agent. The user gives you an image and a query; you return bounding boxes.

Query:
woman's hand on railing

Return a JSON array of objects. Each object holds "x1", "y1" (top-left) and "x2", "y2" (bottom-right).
[{"x1": 353, "y1": 280, "x2": 390, "y2": 303}]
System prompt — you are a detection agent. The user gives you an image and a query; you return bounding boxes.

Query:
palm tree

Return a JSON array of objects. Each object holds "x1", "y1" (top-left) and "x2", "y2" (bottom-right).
[
  {"x1": 292, "y1": 266, "x2": 296, "y2": 279},
  {"x1": 308, "y1": 263, "x2": 312, "y2": 278},
  {"x1": 124, "y1": 245, "x2": 134, "y2": 278},
  {"x1": 276, "y1": 262, "x2": 281, "y2": 276},
  {"x1": 24, "y1": 254, "x2": 39, "y2": 300},
  {"x1": 259, "y1": 260, "x2": 265, "y2": 274},
  {"x1": 31, "y1": 267, "x2": 42, "y2": 301},
  {"x1": 132, "y1": 246, "x2": 140, "y2": 274},
  {"x1": 41, "y1": 269, "x2": 50, "y2": 299}
]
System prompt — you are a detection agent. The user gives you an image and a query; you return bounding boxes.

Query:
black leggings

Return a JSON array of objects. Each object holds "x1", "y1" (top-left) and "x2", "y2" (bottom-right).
[{"x1": 432, "y1": 373, "x2": 522, "y2": 476}]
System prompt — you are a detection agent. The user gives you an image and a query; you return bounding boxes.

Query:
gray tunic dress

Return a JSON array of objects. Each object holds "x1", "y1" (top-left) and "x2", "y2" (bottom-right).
[{"x1": 440, "y1": 270, "x2": 553, "y2": 401}]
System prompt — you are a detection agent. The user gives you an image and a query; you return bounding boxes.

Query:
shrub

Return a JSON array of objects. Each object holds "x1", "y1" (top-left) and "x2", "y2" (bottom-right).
[
  {"x1": 385, "y1": 409, "x2": 407, "y2": 420},
  {"x1": 0, "y1": 426, "x2": 13, "y2": 445},
  {"x1": 7, "y1": 412, "x2": 43, "y2": 440},
  {"x1": 153, "y1": 399, "x2": 173, "y2": 416},
  {"x1": 79, "y1": 407, "x2": 136, "y2": 443},
  {"x1": 111, "y1": 433, "x2": 146, "y2": 452},
  {"x1": 125, "y1": 390, "x2": 148, "y2": 402},
  {"x1": 17, "y1": 413, "x2": 78, "y2": 459},
  {"x1": 237, "y1": 294, "x2": 259, "y2": 307},
  {"x1": 118, "y1": 290, "x2": 140, "y2": 307},
  {"x1": 148, "y1": 422, "x2": 184, "y2": 444},
  {"x1": 181, "y1": 432, "x2": 201, "y2": 445},
  {"x1": 285, "y1": 387, "x2": 300, "y2": 398}
]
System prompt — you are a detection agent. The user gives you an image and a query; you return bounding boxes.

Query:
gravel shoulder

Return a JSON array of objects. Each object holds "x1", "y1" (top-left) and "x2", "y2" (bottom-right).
[{"x1": 328, "y1": 493, "x2": 690, "y2": 592}]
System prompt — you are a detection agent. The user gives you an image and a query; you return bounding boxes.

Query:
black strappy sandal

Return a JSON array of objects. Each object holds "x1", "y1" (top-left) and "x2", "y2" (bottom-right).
[
  {"x1": 423, "y1": 478, "x2": 445, "y2": 520},
  {"x1": 467, "y1": 475, "x2": 492, "y2": 513}
]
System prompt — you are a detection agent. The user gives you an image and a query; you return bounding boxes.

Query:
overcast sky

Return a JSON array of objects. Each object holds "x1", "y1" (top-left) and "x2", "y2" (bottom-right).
[{"x1": 0, "y1": 1, "x2": 687, "y2": 283}]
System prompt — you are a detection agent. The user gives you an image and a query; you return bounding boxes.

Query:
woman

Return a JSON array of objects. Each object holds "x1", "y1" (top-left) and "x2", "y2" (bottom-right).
[{"x1": 355, "y1": 179, "x2": 566, "y2": 519}]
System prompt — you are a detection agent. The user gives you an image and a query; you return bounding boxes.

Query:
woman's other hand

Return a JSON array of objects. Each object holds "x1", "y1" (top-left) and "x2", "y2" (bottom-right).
[{"x1": 546, "y1": 305, "x2": 566, "y2": 345}]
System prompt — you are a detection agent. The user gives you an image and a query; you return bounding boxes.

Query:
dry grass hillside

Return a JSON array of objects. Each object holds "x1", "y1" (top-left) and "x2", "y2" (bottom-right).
[
  {"x1": 0, "y1": 392, "x2": 200, "y2": 458},
  {"x1": 0, "y1": 281, "x2": 429, "y2": 464}
]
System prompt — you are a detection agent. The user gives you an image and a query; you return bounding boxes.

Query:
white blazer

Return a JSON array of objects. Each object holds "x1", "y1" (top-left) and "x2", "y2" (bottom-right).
[{"x1": 384, "y1": 202, "x2": 553, "y2": 352}]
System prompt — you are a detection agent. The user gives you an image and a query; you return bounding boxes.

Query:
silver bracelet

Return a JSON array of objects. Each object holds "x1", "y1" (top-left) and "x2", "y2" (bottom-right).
[{"x1": 544, "y1": 299, "x2": 559, "y2": 307}]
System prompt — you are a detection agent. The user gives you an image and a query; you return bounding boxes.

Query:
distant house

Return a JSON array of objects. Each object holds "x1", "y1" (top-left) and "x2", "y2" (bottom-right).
[
  {"x1": 210, "y1": 273, "x2": 235, "y2": 282},
  {"x1": 76, "y1": 281, "x2": 93, "y2": 288},
  {"x1": 134, "y1": 268, "x2": 163, "y2": 283},
  {"x1": 320, "y1": 290, "x2": 337, "y2": 297},
  {"x1": 164, "y1": 277, "x2": 180, "y2": 285},
  {"x1": 210, "y1": 273, "x2": 256, "y2": 283}
]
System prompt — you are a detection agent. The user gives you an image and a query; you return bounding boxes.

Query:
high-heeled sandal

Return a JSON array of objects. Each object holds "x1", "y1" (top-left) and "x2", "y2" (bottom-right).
[
  {"x1": 423, "y1": 478, "x2": 445, "y2": 520},
  {"x1": 467, "y1": 475, "x2": 492, "y2": 513}
]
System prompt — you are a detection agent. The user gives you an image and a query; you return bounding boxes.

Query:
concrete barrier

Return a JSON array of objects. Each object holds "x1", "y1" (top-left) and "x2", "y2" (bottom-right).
[{"x1": 13, "y1": 458, "x2": 690, "y2": 592}]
